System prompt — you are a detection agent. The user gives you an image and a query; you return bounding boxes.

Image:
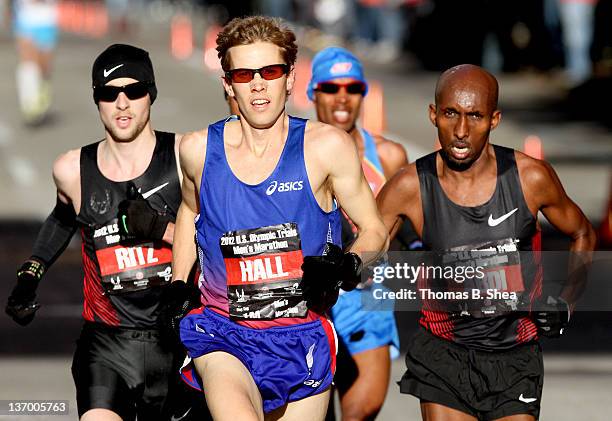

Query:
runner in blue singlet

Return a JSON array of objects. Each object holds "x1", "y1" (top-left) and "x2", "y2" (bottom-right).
[{"x1": 163, "y1": 17, "x2": 389, "y2": 421}]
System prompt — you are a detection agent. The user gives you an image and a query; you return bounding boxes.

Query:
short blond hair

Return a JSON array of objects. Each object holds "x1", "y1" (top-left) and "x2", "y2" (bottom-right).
[{"x1": 216, "y1": 16, "x2": 298, "y2": 72}]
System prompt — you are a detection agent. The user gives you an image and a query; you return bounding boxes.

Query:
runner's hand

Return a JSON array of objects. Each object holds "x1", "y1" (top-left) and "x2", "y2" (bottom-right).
[
  {"x1": 6, "y1": 259, "x2": 45, "y2": 326},
  {"x1": 118, "y1": 183, "x2": 171, "y2": 240},
  {"x1": 158, "y1": 280, "x2": 199, "y2": 348},
  {"x1": 300, "y1": 243, "x2": 363, "y2": 313},
  {"x1": 532, "y1": 295, "x2": 570, "y2": 338}
]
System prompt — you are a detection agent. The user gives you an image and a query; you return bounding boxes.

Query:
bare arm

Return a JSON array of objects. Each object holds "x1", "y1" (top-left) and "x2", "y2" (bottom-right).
[
  {"x1": 158, "y1": 133, "x2": 185, "y2": 245},
  {"x1": 323, "y1": 128, "x2": 389, "y2": 263},
  {"x1": 171, "y1": 130, "x2": 207, "y2": 282},
  {"x1": 52, "y1": 149, "x2": 81, "y2": 212},
  {"x1": 518, "y1": 153, "x2": 596, "y2": 306},
  {"x1": 375, "y1": 135, "x2": 409, "y2": 179},
  {"x1": 377, "y1": 163, "x2": 423, "y2": 241}
]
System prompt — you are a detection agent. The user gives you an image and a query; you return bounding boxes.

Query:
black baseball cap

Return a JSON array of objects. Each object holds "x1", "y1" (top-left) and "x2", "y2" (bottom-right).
[{"x1": 91, "y1": 44, "x2": 157, "y2": 103}]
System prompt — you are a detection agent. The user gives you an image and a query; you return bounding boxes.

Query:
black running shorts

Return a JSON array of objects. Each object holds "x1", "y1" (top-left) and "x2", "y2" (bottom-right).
[
  {"x1": 399, "y1": 329, "x2": 543, "y2": 420},
  {"x1": 71, "y1": 322, "x2": 204, "y2": 420}
]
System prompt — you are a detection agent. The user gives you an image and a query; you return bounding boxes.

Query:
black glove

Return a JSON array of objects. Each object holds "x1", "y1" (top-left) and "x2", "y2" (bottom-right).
[
  {"x1": 158, "y1": 281, "x2": 199, "y2": 348},
  {"x1": 118, "y1": 183, "x2": 171, "y2": 241},
  {"x1": 532, "y1": 295, "x2": 570, "y2": 338},
  {"x1": 6, "y1": 259, "x2": 45, "y2": 326},
  {"x1": 300, "y1": 243, "x2": 363, "y2": 313}
]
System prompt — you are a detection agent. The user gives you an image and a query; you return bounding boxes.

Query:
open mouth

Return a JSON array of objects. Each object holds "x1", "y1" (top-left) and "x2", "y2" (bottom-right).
[
  {"x1": 332, "y1": 110, "x2": 350, "y2": 123},
  {"x1": 450, "y1": 144, "x2": 470, "y2": 160},
  {"x1": 251, "y1": 98, "x2": 270, "y2": 109},
  {"x1": 115, "y1": 115, "x2": 132, "y2": 129}
]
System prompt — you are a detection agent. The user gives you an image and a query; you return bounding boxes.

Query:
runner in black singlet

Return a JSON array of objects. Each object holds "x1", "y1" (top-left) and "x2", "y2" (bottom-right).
[
  {"x1": 6, "y1": 44, "x2": 209, "y2": 421},
  {"x1": 377, "y1": 64, "x2": 596, "y2": 421}
]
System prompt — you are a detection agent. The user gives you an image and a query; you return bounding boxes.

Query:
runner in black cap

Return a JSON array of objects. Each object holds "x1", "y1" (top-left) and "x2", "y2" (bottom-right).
[{"x1": 6, "y1": 43, "x2": 208, "y2": 421}]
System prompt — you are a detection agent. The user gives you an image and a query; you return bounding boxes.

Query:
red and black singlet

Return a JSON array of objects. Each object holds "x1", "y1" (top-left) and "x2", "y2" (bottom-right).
[
  {"x1": 76, "y1": 131, "x2": 181, "y2": 328},
  {"x1": 416, "y1": 145, "x2": 542, "y2": 351}
]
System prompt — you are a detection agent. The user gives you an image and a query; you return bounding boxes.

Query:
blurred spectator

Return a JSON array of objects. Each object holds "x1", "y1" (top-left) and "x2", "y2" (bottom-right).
[
  {"x1": 353, "y1": 0, "x2": 406, "y2": 62},
  {"x1": 557, "y1": 0, "x2": 599, "y2": 86},
  {"x1": 106, "y1": 0, "x2": 133, "y2": 36},
  {"x1": 592, "y1": 0, "x2": 612, "y2": 75},
  {"x1": 314, "y1": 0, "x2": 355, "y2": 40},
  {"x1": 11, "y1": 0, "x2": 59, "y2": 125},
  {"x1": 258, "y1": 0, "x2": 293, "y2": 20},
  {"x1": 410, "y1": 0, "x2": 562, "y2": 72}
]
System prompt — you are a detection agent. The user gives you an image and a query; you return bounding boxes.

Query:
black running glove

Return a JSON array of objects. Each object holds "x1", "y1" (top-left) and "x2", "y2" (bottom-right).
[
  {"x1": 118, "y1": 183, "x2": 171, "y2": 241},
  {"x1": 532, "y1": 295, "x2": 570, "y2": 338},
  {"x1": 158, "y1": 281, "x2": 199, "y2": 348},
  {"x1": 300, "y1": 243, "x2": 363, "y2": 313},
  {"x1": 6, "y1": 259, "x2": 45, "y2": 326}
]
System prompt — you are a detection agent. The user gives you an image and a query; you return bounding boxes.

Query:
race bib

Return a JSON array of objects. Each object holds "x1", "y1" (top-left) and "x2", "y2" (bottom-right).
[
  {"x1": 92, "y1": 219, "x2": 173, "y2": 295},
  {"x1": 220, "y1": 223, "x2": 307, "y2": 320},
  {"x1": 441, "y1": 238, "x2": 525, "y2": 317}
]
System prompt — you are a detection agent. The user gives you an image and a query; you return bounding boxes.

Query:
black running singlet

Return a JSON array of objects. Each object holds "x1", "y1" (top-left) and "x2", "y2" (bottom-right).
[
  {"x1": 77, "y1": 131, "x2": 181, "y2": 328},
  {"x1": 417, "y1": 145, "x2": 542, "y2": 351}
]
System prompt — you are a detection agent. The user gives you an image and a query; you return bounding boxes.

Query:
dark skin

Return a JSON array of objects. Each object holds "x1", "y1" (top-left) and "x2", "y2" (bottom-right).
[
  {"x1": 313, "y1": 77, "x2": 407, "y2": 180},
  {"x1": 313, "y1": 77, "x2": 406, "y2": 421},
  {"x1": 377, "y1": 64, "x2": 596, "y2": 421}
]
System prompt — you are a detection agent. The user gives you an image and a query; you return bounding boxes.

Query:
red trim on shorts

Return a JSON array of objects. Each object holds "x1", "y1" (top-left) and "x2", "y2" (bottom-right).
[{"x1": 318, "y1": 315, "x2": 337, "y2": 374}]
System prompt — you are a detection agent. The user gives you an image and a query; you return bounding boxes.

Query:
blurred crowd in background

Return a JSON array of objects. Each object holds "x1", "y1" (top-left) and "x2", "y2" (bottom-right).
[
  {"x1": 188, "y1": 0, "x2": 612, "y2": 87},
  {"x1": 6, "y1": 0, "x2": 611, "y2": 82}
]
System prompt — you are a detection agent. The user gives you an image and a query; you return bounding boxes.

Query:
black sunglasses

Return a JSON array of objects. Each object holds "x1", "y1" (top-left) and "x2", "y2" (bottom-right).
[
  {"x1": 225, "y1": 64, "x2": 289, "y2": 83},
  {"x1": 94, "y1": 81, "x2": 153, "y2": 103},
  {"x1": 316, "y1": 82, "x2": 366, "y2": 95}
]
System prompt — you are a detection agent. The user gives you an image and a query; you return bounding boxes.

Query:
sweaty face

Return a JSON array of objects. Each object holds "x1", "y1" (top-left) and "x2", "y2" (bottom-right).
[
  {"x1": 313, "y1": 77, "x2": 364, "y2": 133},
  {"x1": 223, "y1": 42, "x2": 294, "y2": 129},
  {"x1": 430, "y1": 80, "x2": 500, "y2": 170},
  {"x1": 98, "y1": 77, "x2": 151, "y2": 143}
]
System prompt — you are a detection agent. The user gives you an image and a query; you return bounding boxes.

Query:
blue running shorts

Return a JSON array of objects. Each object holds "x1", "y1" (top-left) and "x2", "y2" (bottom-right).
[
  {"x1": 331, "y1": 286, "x2": 400, "y2": 358},
  {"x1": 180, "y1": 307, "x2": 336, "y2": 413}
]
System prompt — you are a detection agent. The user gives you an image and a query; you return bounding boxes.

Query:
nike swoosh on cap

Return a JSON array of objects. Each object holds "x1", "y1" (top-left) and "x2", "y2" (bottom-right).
[
  {"x1": 488, "y1": 208, "x2": 518, "y2": 227},
  {"x1": 103, "y1": 64, "x2": 124, "y2": 78},
  {"x1": 141, "y1": 182, "x2": 169, "y2": 199}
]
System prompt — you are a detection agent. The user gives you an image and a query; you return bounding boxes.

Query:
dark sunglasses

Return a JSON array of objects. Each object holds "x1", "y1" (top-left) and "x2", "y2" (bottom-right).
[
  {"x1": 316, "y1": 82, "x2": 366, "y2": 95},
  {"x1": 94, "y1": 81, "x2": 153, "y2": 103},
  {"x1": 225, "y1": 64, "x2": 289, "y2": 83}
]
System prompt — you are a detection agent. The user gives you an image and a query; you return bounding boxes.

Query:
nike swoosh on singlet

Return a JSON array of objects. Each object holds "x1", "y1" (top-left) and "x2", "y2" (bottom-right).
[
  {"x1": 141, "y1": 182, "x2": 169, "y2": 199},
  {"x1": 103, "y1": 64, "x2": 124, "y2": 78},
  {"x1": 487, "y1": 208, "x2": 518, "y2": 227}
]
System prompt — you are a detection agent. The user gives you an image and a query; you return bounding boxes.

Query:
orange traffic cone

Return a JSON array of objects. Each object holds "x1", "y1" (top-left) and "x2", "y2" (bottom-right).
[
  {"x1": 361, "y1": 80, "x2": 386, "y2": 135},
  {"x1": 523, "y1": 135, "x2": 543, "y2": 160},
  {"x1": 171, "y1": 14, "x2": 193, "y2": 60},
  {"x1": 203, "y1": 25, "x2": 222, "y2": 71}
]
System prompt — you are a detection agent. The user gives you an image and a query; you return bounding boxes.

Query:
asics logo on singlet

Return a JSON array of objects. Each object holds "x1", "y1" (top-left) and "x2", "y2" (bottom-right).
[{"x1": 265, "y1": 180, "x2": 304, "y2": 196}]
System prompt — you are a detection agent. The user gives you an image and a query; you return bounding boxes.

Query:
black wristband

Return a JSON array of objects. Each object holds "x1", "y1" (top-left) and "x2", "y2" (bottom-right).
[{"x1": 17, "y1": 258, "x2": 46, "y2": 282}]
